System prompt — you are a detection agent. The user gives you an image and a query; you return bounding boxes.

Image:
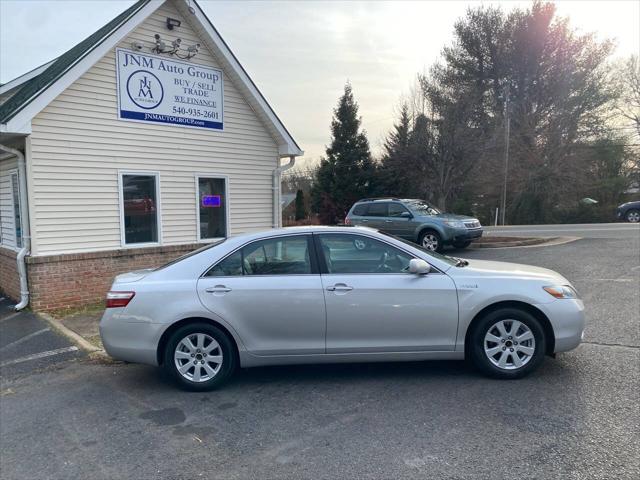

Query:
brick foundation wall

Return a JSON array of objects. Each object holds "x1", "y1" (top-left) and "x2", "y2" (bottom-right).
[
  {"x1": 0, "y1": 247, "x2": 20, "y2": 302},
  {"x1": 26, "y1": 243, "x2": 202, "y2": 312}
]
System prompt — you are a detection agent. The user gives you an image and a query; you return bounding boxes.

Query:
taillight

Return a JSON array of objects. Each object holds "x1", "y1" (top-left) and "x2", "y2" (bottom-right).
[
  {"x1": 344, "y1": 217, "x2": 351, "y2": 225},
  {"x1": 105, "y1": 291, "x2": 136, "y2": 308}
]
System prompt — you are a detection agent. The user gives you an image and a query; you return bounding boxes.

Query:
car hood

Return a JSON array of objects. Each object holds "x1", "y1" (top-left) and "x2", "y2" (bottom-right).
[
  {"x1": 456, "y1": 259, "x2": 569, "y2": 283},
  {"x1": 422, "y1": 213, "x2": 477, "y2": 221},
  {"x1": 114, "y1": 268, "x2": 154, "y2": 284}
]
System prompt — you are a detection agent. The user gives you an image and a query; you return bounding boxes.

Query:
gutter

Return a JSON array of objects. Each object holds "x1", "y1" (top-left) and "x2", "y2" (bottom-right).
[
  {"x1": 272, "y1": 155, "x2": 296, "y2": 228},
  {"x1": 0, "y1": 143, "x2": 30, "y2": 310}
]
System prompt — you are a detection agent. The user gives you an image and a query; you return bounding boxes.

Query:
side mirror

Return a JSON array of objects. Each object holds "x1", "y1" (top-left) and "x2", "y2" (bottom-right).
[
  {"x1": 400, "y1": 211, "x2": 413, "y2": 219},
  {"x1": 408, "y1": 258, "x2": 430, "y2": 275}
]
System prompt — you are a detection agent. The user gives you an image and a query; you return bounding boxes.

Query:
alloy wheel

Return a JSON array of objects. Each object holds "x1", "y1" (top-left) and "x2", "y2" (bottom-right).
[
  {"x1": 627, "y1": 211, "x2": 640, "y2": 223},
  {"x1": 483, "y1": 320, "x2": 535, "y2": 370},
  {"x1": 174, "y1": 333, "x2": 223, "y2": 383},
  {"x1": 422, "y1": 234, "x2": 439, "y2": 251}
]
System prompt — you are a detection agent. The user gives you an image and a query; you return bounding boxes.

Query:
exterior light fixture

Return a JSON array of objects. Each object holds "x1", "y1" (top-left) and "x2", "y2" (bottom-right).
[
  {"x1": 166, "y1": 17, "x2": 181, "y2": 30},
  {"x1": 150, "y1": 34, "x2": 198, "y2": 59}
]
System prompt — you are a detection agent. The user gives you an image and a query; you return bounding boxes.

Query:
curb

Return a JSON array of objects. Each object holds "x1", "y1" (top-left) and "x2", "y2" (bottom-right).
[
  {"x1": 469, "y1": 236, "x2": 580, "y2": 249},
  {"x1": 38, "y1": 312, "x2": 109, "y2": 360}
]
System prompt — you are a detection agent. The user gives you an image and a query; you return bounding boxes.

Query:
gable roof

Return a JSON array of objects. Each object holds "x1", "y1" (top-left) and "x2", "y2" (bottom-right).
[{"x1": 0, "y1": 0, "x2": 303, "y2": 157}]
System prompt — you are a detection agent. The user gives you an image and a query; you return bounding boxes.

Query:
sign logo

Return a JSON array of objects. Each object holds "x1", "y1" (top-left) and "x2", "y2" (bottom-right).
[
  {"x1": 202, "y1": 195, "x2": 221, "y2": 207},
  {"x1": 126, "y1": 70, "x2": 163, "y2": 109}
]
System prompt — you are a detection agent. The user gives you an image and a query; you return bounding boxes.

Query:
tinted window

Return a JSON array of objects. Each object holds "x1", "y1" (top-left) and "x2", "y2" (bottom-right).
[
  {"x1": 366, "y1": 203, "x2": 388, "y2": 217},
  {"x1": 122, "y1": 174, "x2": 158, "y2": 244},
  {"x1": 352, "y1": 204, "x2": 368, "y2": 216},
  {"x1": 318, "y1": 234, "x2": 413, "y2": 274},
  {"x1": 388, "y1": 203, "x2": 409, "y2": 217},
  {"x1": 206, "y1": 235, "x2": 312, "y2": 277},
  {"x1": 198, "y1": 177, "x2": 227, "y2": 239}
]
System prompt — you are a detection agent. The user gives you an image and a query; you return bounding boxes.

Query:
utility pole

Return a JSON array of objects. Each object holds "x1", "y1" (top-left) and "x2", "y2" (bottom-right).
[{"x1": 500, "y1": 86, "x2": 510, "y2": 226}]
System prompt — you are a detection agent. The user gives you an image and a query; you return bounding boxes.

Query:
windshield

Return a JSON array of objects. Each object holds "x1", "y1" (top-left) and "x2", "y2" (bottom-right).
[
  {"x1": 378, "y1": 231, "x2": 459, "y2": 266},
  {"x1": 407, "y1": 200, "x2": 441, "y2": 216},
  {"x1": 155, "y1": 239, "x2": 226, "y2": 270}
]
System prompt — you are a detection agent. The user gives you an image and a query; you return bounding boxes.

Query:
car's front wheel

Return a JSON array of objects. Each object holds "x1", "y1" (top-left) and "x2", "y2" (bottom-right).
[
  {"x1": 418, "y1": 230, "x2": 443, "y2": 252},
  {"x1": 626, "y1": 209, "x2": 640, "y2": 223},
  {"x1": 163, "y1": 322, "x2": 237, "y2": 391},
  {"x1": 469, "y1": 308, "x2": 546, "y2": 379}
]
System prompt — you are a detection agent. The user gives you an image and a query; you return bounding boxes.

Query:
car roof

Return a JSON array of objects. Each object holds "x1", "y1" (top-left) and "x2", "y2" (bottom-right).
[
  {"x1": 355, "y1": 198, "x2": 422, "y2": 203},
  {"x1": 227, "y1": 225, "x2": 376, "y2": 242}
]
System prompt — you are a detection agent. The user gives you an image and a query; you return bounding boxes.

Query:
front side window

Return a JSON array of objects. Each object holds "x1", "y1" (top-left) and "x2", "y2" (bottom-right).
[
  {"x1": 388, "y1": 203, "x2": 409, "y2": 217},
  {"x1": 121, "y1": 174, "x2": 158, "y2": 245},
  {"x1": 198, "y1": 177, "x2": 227, "y2": 240},
  {"x1": 205, "y1": 235, "x2": 312, "y2": 277},
  {"x1": 318, "y1": 234, "x2": 413, "y2": 274}
]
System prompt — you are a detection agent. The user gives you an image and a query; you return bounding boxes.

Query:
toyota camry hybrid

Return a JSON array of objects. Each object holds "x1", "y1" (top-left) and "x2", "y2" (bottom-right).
[{"x1": 100, "y1": 226, "x2": 585, "y2": 390}]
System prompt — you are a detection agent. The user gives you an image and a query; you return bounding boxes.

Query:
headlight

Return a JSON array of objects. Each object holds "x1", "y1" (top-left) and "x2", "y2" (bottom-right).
[
  {"x1": 543, "y1": 285, "x2": 578, "y2": 299},
  {"x1": 444, "y1": 220, "x2": 465, "y2": 228}
]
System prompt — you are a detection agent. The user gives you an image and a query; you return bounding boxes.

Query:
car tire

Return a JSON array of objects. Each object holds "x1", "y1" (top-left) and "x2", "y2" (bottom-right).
[
  {"x1": 626, "y1": 209, "x2": 640, "y2": 223},
  {"x1": 452, "y1": 240, "x2": 471, "y2": 249},
  {"x1": 163, "y1": 322, "x2": 237, "y2": 391},
  {"x1": 418, "y1": 229, "x2": 443, "y2": 252},
  {"x1": 468, "y1": 308, "x2": 546, "y2": 379}
]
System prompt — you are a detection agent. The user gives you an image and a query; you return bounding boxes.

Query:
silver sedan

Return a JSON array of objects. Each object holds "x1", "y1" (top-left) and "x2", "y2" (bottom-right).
[{"x1": 100, "y1": 226, "x2": 585, "y2": 390}]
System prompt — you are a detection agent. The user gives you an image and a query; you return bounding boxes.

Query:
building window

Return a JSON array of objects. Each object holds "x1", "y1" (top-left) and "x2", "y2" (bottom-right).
[
  {"x1": 11, "y1": 172, "x2": 22, "y2": 248},
  {"x1": 197, "y1": 176, "x2": 227, "y2": 240},
  {"x1": 120, "y1": 173, "x2": 160, "y2": 245}
]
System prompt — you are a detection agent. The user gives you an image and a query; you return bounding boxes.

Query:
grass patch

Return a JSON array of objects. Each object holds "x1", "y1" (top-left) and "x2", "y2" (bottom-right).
[{"x1": 49, "y1": 302, "x2": 105, "y2": 320}]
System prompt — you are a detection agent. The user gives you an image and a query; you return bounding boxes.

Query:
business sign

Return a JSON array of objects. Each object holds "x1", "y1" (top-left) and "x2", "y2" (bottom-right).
[
  {"x1": 116, "y1": 48, "x2": 223, "y2": 130},
  {"x1": 201, "y1": 195, "x2": 221, "y2": 207}
]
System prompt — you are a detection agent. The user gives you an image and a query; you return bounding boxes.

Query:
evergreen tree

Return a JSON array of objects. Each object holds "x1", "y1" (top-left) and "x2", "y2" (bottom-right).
[
  {"x1": 311, "y1": 83, "x2": 376, "y2": 224},
  {"x1": 294, "y1": 189, "x2": 306, "y2": 220},
  {"x1": 379, "y1": 103, "x2": 412, "y2": 196}
]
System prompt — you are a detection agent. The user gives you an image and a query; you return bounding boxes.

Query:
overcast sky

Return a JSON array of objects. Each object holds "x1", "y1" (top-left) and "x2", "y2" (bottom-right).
[{"x1": 1, "y1": 0, "x2": 639, "y2": 167}]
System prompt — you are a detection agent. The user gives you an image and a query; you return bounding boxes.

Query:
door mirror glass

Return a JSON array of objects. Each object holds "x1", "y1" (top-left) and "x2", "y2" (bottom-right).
[{"x1": 408, "y1": 258, "x2": 430, "y2": 275}]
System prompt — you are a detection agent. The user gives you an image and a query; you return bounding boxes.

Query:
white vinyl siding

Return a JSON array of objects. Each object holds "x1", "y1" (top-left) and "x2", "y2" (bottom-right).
[
  {"x1": 0, "y1": 158, "x2": 19, "y2": 250},
  {"x1": 28, "y1": 1, "x2": 279, "y2": 256}
]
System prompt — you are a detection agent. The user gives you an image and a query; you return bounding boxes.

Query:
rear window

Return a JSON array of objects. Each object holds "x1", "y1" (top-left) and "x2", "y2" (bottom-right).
[
  {"x1": 352, "y1": 204, "x2": 368, "y2": 216},
  {"x1": 155, "y1": 239, "x2": 226, "y2": 271}
]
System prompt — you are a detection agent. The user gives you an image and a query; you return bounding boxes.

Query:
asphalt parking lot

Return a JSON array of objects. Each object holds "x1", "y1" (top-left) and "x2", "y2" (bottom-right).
[{"x1": 1, "y1": 223, "x2": 638, "y2": 480}]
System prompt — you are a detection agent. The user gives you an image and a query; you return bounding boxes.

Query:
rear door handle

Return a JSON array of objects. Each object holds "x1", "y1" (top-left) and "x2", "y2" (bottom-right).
[
  {"x1": 205, "y1": 285, "x2": 232, "y2": 293},
  {"x1": 326, "y1": 284, "x2": 353, "y2": 292}
]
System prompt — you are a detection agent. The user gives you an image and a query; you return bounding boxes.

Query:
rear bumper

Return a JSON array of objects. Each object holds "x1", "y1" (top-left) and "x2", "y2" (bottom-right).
[{"x1": 99, "y1": 308, "x2": 163, "y2": 366}]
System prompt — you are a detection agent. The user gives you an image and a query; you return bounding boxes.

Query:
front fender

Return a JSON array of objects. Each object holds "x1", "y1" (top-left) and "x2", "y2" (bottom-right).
[{"x1": 413, "y1": 222, "x2": 447, "y2": 241}]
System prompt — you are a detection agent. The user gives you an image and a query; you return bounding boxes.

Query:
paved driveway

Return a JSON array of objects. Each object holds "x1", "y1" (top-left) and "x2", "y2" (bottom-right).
[{"x1": 0, "y1": 224, "x2": 638, "y2": 479}]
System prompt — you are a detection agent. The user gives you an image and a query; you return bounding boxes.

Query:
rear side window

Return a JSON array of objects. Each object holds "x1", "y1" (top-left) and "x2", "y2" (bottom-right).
[
  {"x1": 367, "y1": 203, "x2": 388, "y2": 217},
  {"x1": 205, "y1": 235, "x2": 313, "y2": 276},
  {"x1": 352, "y1": 204, "x2": 368, "y2": 216}
]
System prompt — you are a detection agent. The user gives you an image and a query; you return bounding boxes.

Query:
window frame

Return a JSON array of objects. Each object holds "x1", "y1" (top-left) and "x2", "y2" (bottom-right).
[
  {"x1": 118, "y1": 170, "x2": 162, "y2": 248},
  {"x1": 0, "y1": 168, "x2": 20, "y2": 250},
  {"x1": 314, "y1": 232, "x2": 438, "y2": 275},
  {"x1": 194, "y1": 174, "x2": 230, "y2": 243},
  {"x1": 202, "y1": 233, "x2": 320, "y2": 277}
]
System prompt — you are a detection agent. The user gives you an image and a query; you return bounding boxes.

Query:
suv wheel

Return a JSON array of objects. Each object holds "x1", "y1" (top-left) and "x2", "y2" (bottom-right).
[
  {"x1": 626, "y1": 209, "x2": 640, "y2": 223},
  {"x1": 468, "y1": 308, "x2": 546, "y2": 379},
  {"x1": 418, "y1": 230, "x2": 442, "y2": 252},
  {"x1": 163, "y1": 322, "x2": 237, "y2": 391}
]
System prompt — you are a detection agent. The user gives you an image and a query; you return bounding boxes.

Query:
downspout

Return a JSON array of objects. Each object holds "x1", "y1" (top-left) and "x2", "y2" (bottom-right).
[
  {"x1": 0, "y1": 144, "x2": 30, "y2": 310},
  {"x1": 272, "y1": 155, "x2": 295, "y2": 228}
]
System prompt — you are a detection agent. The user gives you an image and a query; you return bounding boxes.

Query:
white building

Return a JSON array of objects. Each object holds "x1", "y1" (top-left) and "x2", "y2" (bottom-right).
[{"x1": 0, "y1": 0, "x2": 302, "y2": 311}]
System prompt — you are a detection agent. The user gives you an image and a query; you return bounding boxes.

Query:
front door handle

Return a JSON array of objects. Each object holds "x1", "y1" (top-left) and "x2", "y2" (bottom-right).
[
  {"x1": 205, "y1": 285, "x2": 232, "y2": 293},
  {"x1": 326, "y1": 283, "x2": 353, "y2": 292},
  {"x1": 385, "y1": 220, "x2": 393, "y2": 223}
]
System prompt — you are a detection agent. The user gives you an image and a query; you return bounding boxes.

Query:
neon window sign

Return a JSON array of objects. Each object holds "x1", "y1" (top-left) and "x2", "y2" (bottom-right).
[{"x1": 201, "y1": 195, "x2": 221, "y2": 207}]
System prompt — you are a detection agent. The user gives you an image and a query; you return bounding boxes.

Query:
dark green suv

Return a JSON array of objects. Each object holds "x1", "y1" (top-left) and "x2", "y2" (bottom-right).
[{"x1": 345, "y1": 198, "x2": 483, "y2": 252}]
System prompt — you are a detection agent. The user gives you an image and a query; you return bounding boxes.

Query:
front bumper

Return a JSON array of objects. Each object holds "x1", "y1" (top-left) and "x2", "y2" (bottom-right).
[
  {"x1": 534, "y1": 298, "x2": 586, "y2": 353},
  {"x1": 450, "y1": 227, "x2": 483, "y2": 243}
]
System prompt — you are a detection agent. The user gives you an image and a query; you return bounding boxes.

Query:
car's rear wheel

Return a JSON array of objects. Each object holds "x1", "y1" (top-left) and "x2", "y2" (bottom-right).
[
  {"x1": 452, "y1": 240, "x2": 471, "y2": 249},
  {"x1": 418, "y1": 230, "x2": 443, "y2": 252},
  {"x1": 163, "y1": 322, "x2": 236, "y2": 391},
  {"x1": 469, "y1": 308, "x2": 546, "y2": 379},
  {"x1": 626, "y1": 209, "x2": 640, "y2": 223}
]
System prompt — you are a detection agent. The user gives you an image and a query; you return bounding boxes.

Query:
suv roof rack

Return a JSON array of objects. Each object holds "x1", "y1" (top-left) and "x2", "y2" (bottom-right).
[{"x1": 356, "y1": 197, "x2": 402, "y2": 203}]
